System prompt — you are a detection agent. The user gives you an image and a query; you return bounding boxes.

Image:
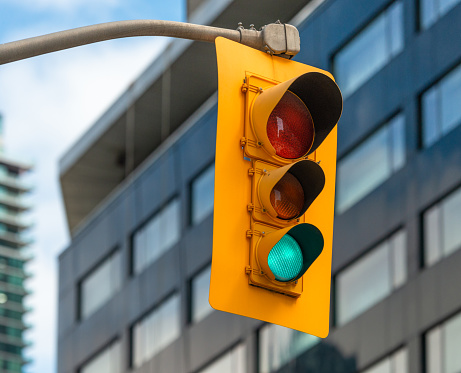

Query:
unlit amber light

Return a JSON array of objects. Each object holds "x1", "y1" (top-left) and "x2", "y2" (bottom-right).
[{"x1": 270, "y1": 173, "x2": 305, "y2": 220}]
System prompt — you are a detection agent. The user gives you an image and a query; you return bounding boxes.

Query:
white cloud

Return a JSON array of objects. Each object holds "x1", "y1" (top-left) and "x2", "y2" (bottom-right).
[{"x1": 0, "y1": 35, "x2": 168, "y2": 373}]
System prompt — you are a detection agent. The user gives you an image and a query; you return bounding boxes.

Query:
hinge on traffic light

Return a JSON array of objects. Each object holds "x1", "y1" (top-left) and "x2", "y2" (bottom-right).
[{"x1": 248, "y1": 168, "x2": 255, "y2": 176}]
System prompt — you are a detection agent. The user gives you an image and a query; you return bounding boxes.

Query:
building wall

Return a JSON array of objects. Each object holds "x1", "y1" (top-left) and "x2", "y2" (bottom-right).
[{"x1": 58, "y1": 0, "x2": 461, "y2": 372}]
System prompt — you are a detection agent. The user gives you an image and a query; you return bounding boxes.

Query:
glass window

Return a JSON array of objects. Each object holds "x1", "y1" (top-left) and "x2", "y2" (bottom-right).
[
  {"x1": 198, "y1": 343, "x2": 246, "y2": 373},
  {"x1": 334, "y1": 1, "x2": 403, "y2": 98},
  {"x1": 258, "y1": 323, "x2": 319, "y2": 373},
  {"x1": 80, "y1": 250, "x2": 121, "y2": 320},
  {"x1": 190, "y1": 265, "x2": 213, "y2": 323},
  {"x1": 133, "y1": 198, "x2": 180, "y2": 275},
  {"x1": 361, "y1": 348, "x2": 408, "y2": 373},
  {"x1": 132, "y1": 294, "x2": 181, "y2": 368},
  {"x1": 80, "y1": 340, "x2": 121, "y2": 373},
  {"x1": 336, "y1": 230, "x2": 407, "y2": 326},
  {"x1": 422, "y1": 64, "x2": 461, "y2": 147},
  {"x1": 191, "y1": 163, "x2": 215, "y2": 225},
  {"x1": 337, "y1": 114, "x2": 405, "y2": 214},
  {"x1": 426, "y1": 311, "x2": 461, "y2": 373},
  {"x1": 420, "y1": 0, "x2": 460, "y2": 29},
  {"x1": 423, "y1": 186, "x2": 461, "y2": 266}
]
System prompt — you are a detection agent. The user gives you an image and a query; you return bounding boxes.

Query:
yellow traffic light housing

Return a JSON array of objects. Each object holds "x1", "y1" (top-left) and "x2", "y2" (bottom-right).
[{"x1": 210, "y1": 37, "x2": 342, "y2": 337}]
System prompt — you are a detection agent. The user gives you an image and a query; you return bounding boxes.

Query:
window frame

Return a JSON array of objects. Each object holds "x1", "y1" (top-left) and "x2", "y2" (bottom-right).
[
  {"x1": 129, "y1": 291, "x2": 181, "y2": 369},
  {"x1": 336, "y1": 111, "x2": 405, "y2": 214},
  {"x1": 421, "y1": 183, "x2": 461, "y2": 268},
  {"x1": 330, "y1": 0, "x2": 404, "y2": 99},
  {"x1": 129, "y1": 195, "x2": 181, "y2": 276},
  {"x1": 188, "y1": 262, "x2": 213, "y2": 325},
  {"x1": 189, "y1": 161, "x2": 215, "y2": 227},
  {"x1": 333, "y1": 227, "x2": 407, "y2": 326},
  {"x1": 77, "y1": 337, "x2": 120, "y2": 373},
  {"x1": 77, "y1": 246, "x2": 121, "y2": 322},
  {"x1": 194, "y1": 341, "x2": 246, "y2": 373},
  {"x1": 359, "y1": 346, "x2": 408, "y2": 373},
  {"x1": 423, "y1": 307, "x2": 461, "y2": 373},
  {"x1": 418, "y1": 59, "x2": 461, "y2": 149}
]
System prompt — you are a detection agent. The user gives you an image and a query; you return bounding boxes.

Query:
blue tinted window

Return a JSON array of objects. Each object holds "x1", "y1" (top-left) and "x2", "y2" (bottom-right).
[
  {"x1": 133, "y1": 198, "x2": 180, "y2": 274},
  {"x1": 422, "y1": 64, "x2": 461, "y2": 147},
  {"x1": 334, "y1": 1, "x2": 403, "y2": 98},
  {"x1": 423, "y1": 186, "x2": 461, "y2": 266},
  {"x1": 337, "y1": 115, "x2": 405, "y2": 214},
  {"x1": 336, "y1": 230, "x2": 407, "y2": 326},
  {"x1": 191, "y1": 163, "x2": 215, "y2": 225},
  {"x1": 190, "y1": 265, "x2": 213, "y2": 323},
  {"x1": 420, "y1": 0, "x2": 460, "y2": 29}
]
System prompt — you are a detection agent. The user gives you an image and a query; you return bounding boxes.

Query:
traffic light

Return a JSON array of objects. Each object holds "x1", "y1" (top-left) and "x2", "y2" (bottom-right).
[{"x1": 209, "y1": 37, "x2": 342, "y2": 337}]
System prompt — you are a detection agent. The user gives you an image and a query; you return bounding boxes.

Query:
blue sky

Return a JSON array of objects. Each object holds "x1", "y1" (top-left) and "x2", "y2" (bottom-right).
[{"x1": 0, "y1": 1, "x2": 185, "y2": 372}]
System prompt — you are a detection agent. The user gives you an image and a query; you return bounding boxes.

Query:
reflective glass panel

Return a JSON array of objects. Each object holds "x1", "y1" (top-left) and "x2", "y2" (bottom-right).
[
  {"x1": 390, "y1": 115, "x2": 406, "y2": 171},
  {"x1": 422, "y1": 64, "x2": 461, "y2": 147},
  {"x1": 420, "y1": 0, "x2": 438, "y2": 28},
  {"x1": 337, "y1": 242, "x2": 390, "y2": 325},
  {"x1": 421, "y1": 87, "x2": 440, "y2": 147},
  {"x1": 393, "y1": 348, "x2": 408, "y2": 373},
  {"x1": 131, "y1": 294, "x2": 181, "y2": 368},
  {"x1": 336, "y1": 230, "x2": 406, "y2": 325},
  {"x1": 440, "y1": 65, "x2": 461, "y2": 135},
  {"x1": 444, "y1": 312, "x2": 461, "y2": 373},
  {"x1": 198, "y1": 343, "x2": 246, "y2": 373},
  {"x1": 191, "y1": 163, "x2": 215, "y2": 225},
  {"x1": 388, "y1": 2, "x2": 404, "y2": 56},
  {"x1": 81, "y1": 251, "x2": 121, "y2": 320},
  {"x1": 360, "y1": 348, "x2": 408, "y2": 373},
  {"x1": 391, "y1": 230, "x2": 407, "y2": 288},
  {"x1": 334, "y1": 2, "x2": 403, "y2": 97},
  {"x1": 424, "y1": 205, "x2": 442, "y2": 266},
  {"x1": 133, "y1": 198, "x2": 180, "y2": 274},
  {"x1": 191, "y1": 265, "x2": 213, "y2": 323},
  {"x1": 420, "y1": 0, "x2": 461, "y2": 29},
  {"x1": 259, "y1": 323, "x2": 319, "y2": 373},
  {"x1": 442, "y1": 188, "x2": 461, "y2": 256},
  {"x1": 426, "y1": 327, "x2": 443, "y2": 373},
  {"x1": 426, "y1": 313, "x2": 461, "y2": 373},
  {"x1": 337, "y1": 115, "x2": 405, "y2": 214},
  {"x1": 423, "y1": 187, "x2": 461, "y2": 267},
  {"x1": 81, "y1": 341, "x2": 121, "y2": 373}
]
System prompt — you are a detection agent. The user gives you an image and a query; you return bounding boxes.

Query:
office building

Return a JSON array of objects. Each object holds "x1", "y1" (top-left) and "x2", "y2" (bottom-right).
[
  {"x1": 57, "y1": 0, "x2": 461, "y2": 372},
  {"x1": 0, "y1": 114, "x2": 32, "y2": 372}
]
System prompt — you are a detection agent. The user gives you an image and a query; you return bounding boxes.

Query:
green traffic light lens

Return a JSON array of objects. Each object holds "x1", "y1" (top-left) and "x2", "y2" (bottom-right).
[{"x1": 267, "y1": 234, "x2": 303, "y2": 282}]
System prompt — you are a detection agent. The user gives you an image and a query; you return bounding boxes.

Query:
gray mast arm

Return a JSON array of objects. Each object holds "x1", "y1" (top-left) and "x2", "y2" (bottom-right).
[{"x1": 0, "y1": 20, "x2": 300, "y2": 65}]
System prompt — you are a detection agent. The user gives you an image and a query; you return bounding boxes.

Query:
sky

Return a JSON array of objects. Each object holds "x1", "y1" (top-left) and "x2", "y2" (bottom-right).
[{"x1": 0, "y1": 0, "x2": 185, "y2": 372}]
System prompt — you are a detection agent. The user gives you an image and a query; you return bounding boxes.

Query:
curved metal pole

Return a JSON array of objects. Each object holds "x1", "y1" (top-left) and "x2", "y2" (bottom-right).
[
  {"x1": 0, "y1": 20, "x2": 255, "y2": 65},
  {"x1": 0, "y1": 20, "x2": 300, "y2": 65}
]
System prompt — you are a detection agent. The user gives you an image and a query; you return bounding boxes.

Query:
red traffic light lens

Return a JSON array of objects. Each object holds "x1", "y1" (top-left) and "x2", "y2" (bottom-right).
[
  {"x1": 270, "y1": 172, "x2": 305, "y2": 220},
  {"x1": 266, "y1": 91, "x2": 314, "y2": 159}
]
